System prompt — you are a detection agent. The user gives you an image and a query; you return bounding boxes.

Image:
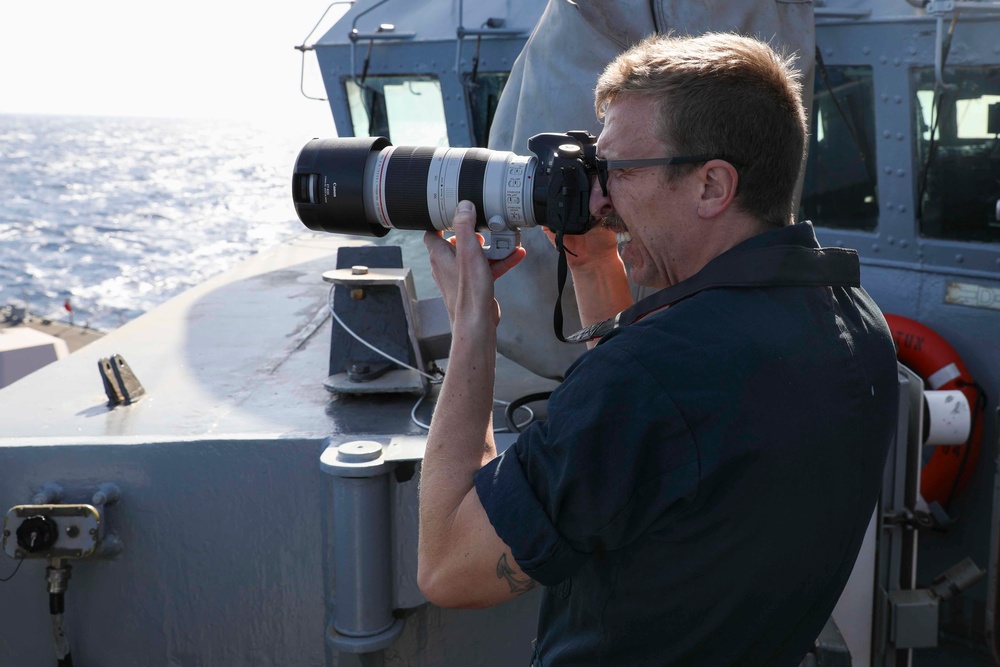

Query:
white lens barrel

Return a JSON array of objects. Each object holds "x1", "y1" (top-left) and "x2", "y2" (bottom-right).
[{"x1": 367, "y1": 145, "x2": 537, "y2": 232}]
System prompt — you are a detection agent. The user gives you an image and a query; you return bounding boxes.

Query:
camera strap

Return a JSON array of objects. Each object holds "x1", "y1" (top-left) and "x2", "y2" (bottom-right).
[
  {"x1": 560, "y1": 243, "x2": 861, "y2": 344},
  {"x1": 553, "y1": 232, "x2": 575, "y2": 343}
]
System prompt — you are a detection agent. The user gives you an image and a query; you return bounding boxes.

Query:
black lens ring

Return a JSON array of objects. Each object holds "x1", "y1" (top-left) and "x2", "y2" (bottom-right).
[
  {"x1": 292, "y1": 136, "x2": 391, "y2": 237},
  {"x1": 383, "y1": 146, "x2": 437, "y2": 230},
  {"x1": 458, "y1": 148, "x2": 491, "y2": 226}
]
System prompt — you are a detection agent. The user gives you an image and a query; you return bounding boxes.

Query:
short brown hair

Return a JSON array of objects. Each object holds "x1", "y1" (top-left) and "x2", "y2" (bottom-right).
[{"x1": 595, "y1": 33, "x2": 807, "y2": 227}]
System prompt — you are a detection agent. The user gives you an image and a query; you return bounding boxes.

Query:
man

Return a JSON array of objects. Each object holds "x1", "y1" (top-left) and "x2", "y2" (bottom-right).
[
  {"x1": 488, "y1": 0, "x2": 815, "y2": 380},
  {"x1": 419, "y1": 33, "x2": 898, "y2": 666}
]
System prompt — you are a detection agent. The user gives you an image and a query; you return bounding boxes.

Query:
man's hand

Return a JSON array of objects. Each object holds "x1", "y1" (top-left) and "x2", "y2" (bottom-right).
[
  {"x1": 543, "y1": 224, "x2": 620, "y2": 273},
  {"x1": 424, "y1": 201, "x2": 527, "y2": 328},
  {"x1": 543, "y1": 224, "x2": 633, "y2": 340}
]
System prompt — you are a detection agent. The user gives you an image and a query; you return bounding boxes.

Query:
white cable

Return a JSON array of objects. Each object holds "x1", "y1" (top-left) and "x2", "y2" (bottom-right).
[
  {"x1": 410, "y1": 394, "x2": 536, "y2": 433},
  {"x1": 411, "y1": 393, "x2": 432, "y2": 430},
  {"x1": 491, "y1": 398, "x2": 536, "y2": 433}
]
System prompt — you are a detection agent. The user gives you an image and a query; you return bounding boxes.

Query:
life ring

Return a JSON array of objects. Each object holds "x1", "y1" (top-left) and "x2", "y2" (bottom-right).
[{"x1": 884, "y1": 313, "x2": 983, "y2": 507}]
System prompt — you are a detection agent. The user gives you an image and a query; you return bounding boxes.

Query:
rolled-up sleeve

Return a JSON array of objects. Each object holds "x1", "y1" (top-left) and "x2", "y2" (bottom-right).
[
  {"x1": 474, "y1": 343, "x2": 700, "y2": 587},
  {"x1": 475, "y1": 447, "x2": 588, "y2": 585}
]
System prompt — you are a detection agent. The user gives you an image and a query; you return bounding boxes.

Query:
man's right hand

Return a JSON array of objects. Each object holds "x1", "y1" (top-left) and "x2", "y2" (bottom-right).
[
  {"x1": 542, "y1": 225, "x2": 621, "y2": 274},
  {"x1": 542, "y1": 224, "x2": 632, "y2": 343}
]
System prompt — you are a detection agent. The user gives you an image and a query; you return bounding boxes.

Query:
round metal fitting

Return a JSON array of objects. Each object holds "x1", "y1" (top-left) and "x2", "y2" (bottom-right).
[
  {"x1": 487, "y1": 215, "x2": 507, "y2": 232},
  {"x1": 351, "y1": 265, "x2": 369, "y2": 275},
  {"x1": 337, "y1": 440, "x2": 384, "y2": 463}
]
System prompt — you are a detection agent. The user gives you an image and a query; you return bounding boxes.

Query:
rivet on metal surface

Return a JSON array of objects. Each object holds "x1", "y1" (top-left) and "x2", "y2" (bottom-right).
[
  {"x1": 863, "y1": 46, "x2": 872, "y2": 55},
  {"x1": 884, "y1": 167, "x2": 893, "y2": 175},
  {"x1": 955, "y1": 254, "x2": 965, "y2": 264},
  {"x1": 873, "y1": 244, "x2": 880, "y2": 253},
  {"x1": 881, "y1": 93, "x2": 889, "y2": 102},
  {"x1": 897, "y1": 133, "x2": 905, "y2": 141},
  {"x1": 895, "y1": 96, "x2": 903, "y2": 104},
  {"x1": 883, "y1": 130, "x2": 892, "y2": 139},
  {"x1": 888, "y1": 236, "x2": 896, "y2": 245},
  {"x1": 900, "y1": 240, "x2": 909, "y2": 249},
  {"x1": 880, "y1": 56, "x2": 888, "y2": 65},
  {"x1": 897, "y1": 169, "x2": 906, "y2": 177},
  {"x1": 887, "y1": 203, "x2": 895, "y2": 211},
  {"x1": 893, "y1": 58, "x2": 901, "y2": 67},
  {"x1": 899, "y1": 205, "x2": 907, "y2": 213},
  {"x1": 825, "y1": 48, "x2": 834, "y2": 57}
]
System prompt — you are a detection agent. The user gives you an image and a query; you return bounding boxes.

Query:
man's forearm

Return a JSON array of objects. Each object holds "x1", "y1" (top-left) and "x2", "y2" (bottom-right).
[
  {"x1": 419, "y1": 320, "x2": 498, "y2": 565},
  {"x1": 571, "y1": 254, "x2": 633, "y2": 346}
]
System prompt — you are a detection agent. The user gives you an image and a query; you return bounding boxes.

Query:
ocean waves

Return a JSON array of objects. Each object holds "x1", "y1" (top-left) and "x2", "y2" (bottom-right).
[{"x1": 0, "y1": 113, "x2": 306, "y2": 329}]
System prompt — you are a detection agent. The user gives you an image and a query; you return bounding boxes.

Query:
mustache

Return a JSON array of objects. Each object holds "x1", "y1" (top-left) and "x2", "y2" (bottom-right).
[{"x1": 597, "y1": 214, "x2": 627, "y2": 233}]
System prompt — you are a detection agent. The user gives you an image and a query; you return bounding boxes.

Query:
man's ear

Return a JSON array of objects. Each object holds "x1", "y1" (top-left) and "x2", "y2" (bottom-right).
[{"x1": 697, "y1": 160, "x2": 738, "y2": 219}]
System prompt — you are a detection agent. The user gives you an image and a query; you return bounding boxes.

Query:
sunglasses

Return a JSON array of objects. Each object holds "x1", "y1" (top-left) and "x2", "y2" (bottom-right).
[{"x1": 594, "y1": 155, "x2": 723, "y2": 196}]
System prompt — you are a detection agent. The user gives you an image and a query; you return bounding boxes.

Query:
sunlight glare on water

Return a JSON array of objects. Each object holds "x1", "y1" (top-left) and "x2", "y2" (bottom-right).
[{"x1": 0, "y1": 113, "x2": 436, "y2": 331}]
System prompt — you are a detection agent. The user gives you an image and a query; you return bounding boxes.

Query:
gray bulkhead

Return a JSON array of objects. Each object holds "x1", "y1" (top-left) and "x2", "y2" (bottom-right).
[
  {"x1": 811, "y1": 6, "x2": 1000, "y2": 663},
  {"x1": 0, "y1": 235, "x2": 551, "y2": 665}
]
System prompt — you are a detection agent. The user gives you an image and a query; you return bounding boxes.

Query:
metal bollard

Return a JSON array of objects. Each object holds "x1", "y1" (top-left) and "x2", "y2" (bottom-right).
[{"x1": 321, "y1": 439, "x2": 405, "y2": 653}]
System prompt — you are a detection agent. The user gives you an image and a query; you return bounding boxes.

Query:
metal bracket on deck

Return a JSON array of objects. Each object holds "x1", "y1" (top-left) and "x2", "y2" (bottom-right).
[
  {"x1": 98, "y1": 354, "x2": 145, "y2": 406},
  {"x1": 322, "y1": 246, "x2": 450, "y2": 396}
]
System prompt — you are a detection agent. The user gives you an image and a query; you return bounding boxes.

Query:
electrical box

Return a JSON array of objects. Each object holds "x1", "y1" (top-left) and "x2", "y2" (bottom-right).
[{"x1": 3, "y1": 505, "x2": 101, "y2": 560}]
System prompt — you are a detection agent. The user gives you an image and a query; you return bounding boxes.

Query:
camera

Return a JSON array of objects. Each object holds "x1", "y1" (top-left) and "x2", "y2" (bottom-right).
[{"x1": 291, "y1": 131, "x2": 599, "y2": 259}]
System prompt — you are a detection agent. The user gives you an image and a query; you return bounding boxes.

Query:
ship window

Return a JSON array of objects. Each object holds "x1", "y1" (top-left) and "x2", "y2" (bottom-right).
[
  {"x1": 346, "y1": 76, "x2": 449, "y2": 146},
  {"x1": 915, "y1": 67, "x2": 1000, "y2": 243},
  {"x1": 464, "y1": 73, "x2": 510, "y2": 147},
  {"x1": 800, "y1": 65, "x2": 879, "y2": 231}
]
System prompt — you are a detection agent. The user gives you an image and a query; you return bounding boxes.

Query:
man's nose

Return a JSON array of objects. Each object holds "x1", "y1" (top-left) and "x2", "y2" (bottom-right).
[{"x1": 590, "y1": 176, "x2": 613, "y2": 219}]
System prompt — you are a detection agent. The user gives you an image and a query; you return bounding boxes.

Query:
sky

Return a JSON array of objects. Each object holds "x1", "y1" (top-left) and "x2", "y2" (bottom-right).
[{"x1": 0, "y1": 0, "x2": 347, "y2": 136}]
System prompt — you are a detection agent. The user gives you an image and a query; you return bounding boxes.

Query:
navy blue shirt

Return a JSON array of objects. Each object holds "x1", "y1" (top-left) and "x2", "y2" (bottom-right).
[{"x1": 475, "y1": 223, "x2": 898, "y2": 666}]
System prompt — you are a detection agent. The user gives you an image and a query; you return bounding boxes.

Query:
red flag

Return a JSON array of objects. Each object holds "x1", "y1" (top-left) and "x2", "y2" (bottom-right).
[{"x1": 64, "y1": 299, "x2": 73, "y2": 313}]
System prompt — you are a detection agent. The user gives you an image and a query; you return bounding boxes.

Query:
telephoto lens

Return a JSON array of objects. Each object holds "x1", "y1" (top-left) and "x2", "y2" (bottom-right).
[{"x1": 292, "y1": 137, "x2": 540, "y2": 238}]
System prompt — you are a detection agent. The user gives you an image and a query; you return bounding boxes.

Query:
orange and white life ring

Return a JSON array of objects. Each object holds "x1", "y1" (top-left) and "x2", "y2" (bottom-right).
[{"x1": 884, "y1": 313, "x2": 983, "y2": 507}]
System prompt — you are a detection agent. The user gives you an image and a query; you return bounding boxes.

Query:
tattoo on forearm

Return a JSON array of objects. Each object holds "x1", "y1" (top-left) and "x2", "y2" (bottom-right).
[{"x1": 496, "y1": 552, "x2": 538, "y2": 594}]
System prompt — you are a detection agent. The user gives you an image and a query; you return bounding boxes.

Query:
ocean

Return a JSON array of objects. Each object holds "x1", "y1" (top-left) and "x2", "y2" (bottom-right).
[{"x1": 0, "y1": 113, "x2": 435, "y2": 332}]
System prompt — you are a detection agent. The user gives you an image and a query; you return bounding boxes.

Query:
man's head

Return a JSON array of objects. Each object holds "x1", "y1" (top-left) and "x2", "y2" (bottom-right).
[{"x1": 594, "y1": 32, "x2": 807, "y2": 229}]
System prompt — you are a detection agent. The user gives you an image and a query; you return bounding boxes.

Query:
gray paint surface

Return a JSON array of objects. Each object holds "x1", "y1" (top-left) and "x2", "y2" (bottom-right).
[{"x1": 0, "y1": 233, "x2": 553, "y2": 666}]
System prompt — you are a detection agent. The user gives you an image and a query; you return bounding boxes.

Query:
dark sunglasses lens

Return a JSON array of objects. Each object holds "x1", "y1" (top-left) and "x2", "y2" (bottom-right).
[{"x1": 597, "y1": 163, "x2": 609, "y2": 196}]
